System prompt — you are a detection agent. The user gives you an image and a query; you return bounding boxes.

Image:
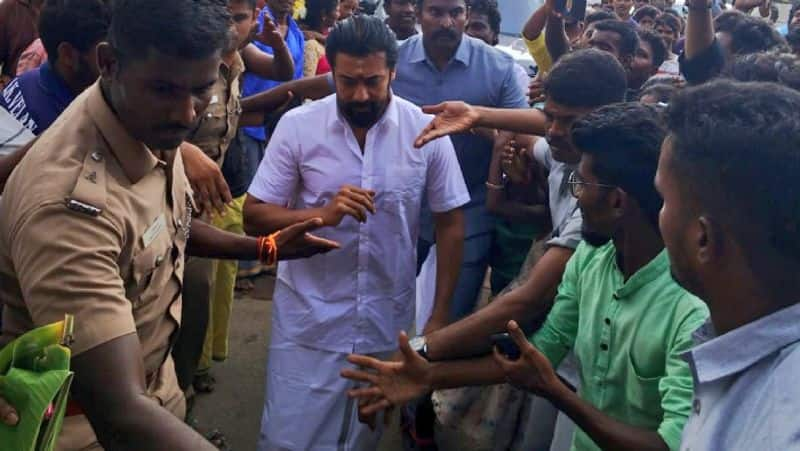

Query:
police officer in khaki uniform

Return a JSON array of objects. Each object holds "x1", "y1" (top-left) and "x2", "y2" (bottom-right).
[
  {"x1": 0, "y1": 1, "x2": 336, "y2": 449},
  {"x1": 173, "y1": 0, "x2": 297, "y2": 393}
]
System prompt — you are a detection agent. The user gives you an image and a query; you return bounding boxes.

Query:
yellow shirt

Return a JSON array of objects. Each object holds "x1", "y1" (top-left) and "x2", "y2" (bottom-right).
[{"x1": 523, "y1": 34, "x2": 554, "y2": 75}]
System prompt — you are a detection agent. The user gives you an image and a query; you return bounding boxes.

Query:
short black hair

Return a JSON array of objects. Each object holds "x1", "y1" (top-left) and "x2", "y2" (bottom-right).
[
  {"x1": 571, "y1": 102, "x2": 666, "y2": 227},
  {"x1": 585, "y1": 9, "x2": 619, "y2": 25},
  {"x1": 655, "y1": 13, "x2": 680, "y2": 35},
  {"x1": 543, "y1": 48, "x2": 628, "y2": 108},
  {"x1": 229, "y1": 0, "x2": 258, "y2": 8},
  {"x1": 730, "y1": 16, "x2": 787, "y2": 55},
  {"x1": 666, "y1": 80, "x2": 800, "y2": 263},
  {"x1": 417, "y1": 0, "x2": 467, "y2": 9},
  {"x1": 638, "y1": 28, "x2": 667, "y2": 69},
  {"x1": 326, "y1": 15, "x2": 399, "y2": 69},
  {"x1": 633, "y1": 5, "x2": 660, "y2": 22},
  {"x1": 592, "y1": 19, "x2": 640, "y2": 60},
  {"x1": 303, "y1": 0, "x2": 340, "y2": 30},
  {"x1": 468, "y1": 0, "x2": 501, "y2": 36},
  {"x1": 639, "y1": 82, "x2": 678, "y2": 104},
  {"x1": 39, "y1": 0, "x2": 111, "y2": 64},
  {"x1": 725, "y1": 52, "x2": 800, "y2": 91},
  {"x1": 108, "y1": 0, "x2": 231, "y2": 64},
  {"x1": 714, "y1": 9, "x2": 746, "y2": 33}
]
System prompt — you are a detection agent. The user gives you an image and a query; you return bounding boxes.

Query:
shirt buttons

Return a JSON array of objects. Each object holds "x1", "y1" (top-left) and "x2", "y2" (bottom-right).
[
  {"x1": 155, "y1": 255, "x2": 164, "y2": 267},
  {"x1": 604, "y1": 318, "x2": 611, "y2": 325},
  {"x1": 693, "y1": 399, "x2": 701, "y2": 414},
  {"x1": 90, "y1": 151, "x2": 103, "y2": 162},
  {"x1": 600, "y1": 343, "x2": 608, "y2": 351}
]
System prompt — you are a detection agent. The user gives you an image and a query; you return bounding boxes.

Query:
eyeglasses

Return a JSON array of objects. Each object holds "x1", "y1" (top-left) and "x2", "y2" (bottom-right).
[{"x1": 567, "y1": 171, "x2": 616, "y2": 198}]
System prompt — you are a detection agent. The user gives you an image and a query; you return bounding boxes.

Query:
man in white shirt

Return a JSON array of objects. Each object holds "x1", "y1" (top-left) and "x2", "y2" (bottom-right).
[{"x1": 243, "y1": 15, "x2": 469, "y2": 450}]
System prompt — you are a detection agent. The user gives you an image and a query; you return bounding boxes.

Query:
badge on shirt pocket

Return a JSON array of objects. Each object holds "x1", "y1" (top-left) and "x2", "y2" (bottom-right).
[{"x1": 142, "y1": 214, "x2": 167, "y2": 248}]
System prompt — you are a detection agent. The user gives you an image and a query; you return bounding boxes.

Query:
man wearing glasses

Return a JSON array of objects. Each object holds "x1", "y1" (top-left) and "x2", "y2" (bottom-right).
[{"x1": 344, "y1": 101, "x2": 709, "y2": 451}]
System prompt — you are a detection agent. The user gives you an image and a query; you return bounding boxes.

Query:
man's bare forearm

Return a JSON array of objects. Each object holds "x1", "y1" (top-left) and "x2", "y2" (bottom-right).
[
  {"x1": 685, "y1": 1, "x2": 714, "y2": 59},
  {"x1": 241, "y1": 74, "x2": 333, "y2": 113},
  {"x1": 550, "y1": 384, "x2": 670, "y2": 451},
  {"x1": 545, "y1": 13, "x2": 570, "y2": 63},
  {"x1": 186, "y1": 220, "x2": 260, "y2": 260},
  {"x1": 523, "y1": 3, "x2": 551, "y2": 40},
  {"x1": 428, "y1": 210, "x2": 465, "y2": 329},
  {"x1": 428, "y1": 355, "x2": 507, "y2": 390},
  {"x1": 474, "y1": 107, "x2": 548, "y2": 135},
  {"x1": 426, "y1": 246, "x2": 573, "y2": 361},
  {"x1": 243, "y1": 198, "x2": 325, "y2": 236}
]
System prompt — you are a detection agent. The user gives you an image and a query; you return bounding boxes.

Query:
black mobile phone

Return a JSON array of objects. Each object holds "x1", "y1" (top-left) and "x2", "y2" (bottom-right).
[{"x1": 490, "y1": 332, "x2": 521, "y2": 361}]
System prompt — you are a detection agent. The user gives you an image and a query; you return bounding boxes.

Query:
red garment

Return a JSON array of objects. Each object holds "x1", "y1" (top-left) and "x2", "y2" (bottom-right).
[
  {"x1": 16, "y1": 38, "x2": 47, "y2": 76},
  {"x1": 0, "y1": 0, "x2": 40, "y2": 85},
  {"x1": 315, "y1": 55, "x2": 331, "y2": 75}
]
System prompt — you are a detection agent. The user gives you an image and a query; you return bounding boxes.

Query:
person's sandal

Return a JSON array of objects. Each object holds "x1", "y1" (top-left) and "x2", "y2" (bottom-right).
[{"x1": 193, "y1": 373, "x2": 216, "y2": 394}]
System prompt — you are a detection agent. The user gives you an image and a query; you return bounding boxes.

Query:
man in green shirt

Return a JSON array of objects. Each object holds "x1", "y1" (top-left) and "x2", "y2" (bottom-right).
[{"x1": 341, "y1": 103, "x2": 709, "y2": 451}]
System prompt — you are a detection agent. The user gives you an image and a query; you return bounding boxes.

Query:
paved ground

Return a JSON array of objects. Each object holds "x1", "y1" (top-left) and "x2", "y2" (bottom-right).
[{"x1": 190, "y1": 275, "x2": 404, "y2": 451}]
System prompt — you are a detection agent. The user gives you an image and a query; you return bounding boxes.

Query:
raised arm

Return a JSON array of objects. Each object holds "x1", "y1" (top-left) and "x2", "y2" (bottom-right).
[{"x1": 242, "y1": 16, "x2": 295, "y2": 81}]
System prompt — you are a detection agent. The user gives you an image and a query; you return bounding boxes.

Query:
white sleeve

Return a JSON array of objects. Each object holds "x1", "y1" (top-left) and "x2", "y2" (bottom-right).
[
  {"x1": 532, "y1": 137, "x2": 552, "y2": 170},
  {"x1": 247, "y1": 114, "x2": 300, "y2": 206},
  {"x1": 424, "y1": 136, "x2": 470, "y2": 213}
]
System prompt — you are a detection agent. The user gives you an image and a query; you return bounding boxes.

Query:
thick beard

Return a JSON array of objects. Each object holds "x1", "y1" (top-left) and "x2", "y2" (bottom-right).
[{"x1": 581, "y1": 226, "x2": 612, "y2": 247}]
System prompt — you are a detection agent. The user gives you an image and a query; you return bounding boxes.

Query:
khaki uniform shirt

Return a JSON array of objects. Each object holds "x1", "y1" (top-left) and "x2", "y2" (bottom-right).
[
  {"x1": 0, "y1": 82, "x2": 192, "y2": 450},
  {"x1": 188, "y1": 52, "x2": 245, "y2": 166}
]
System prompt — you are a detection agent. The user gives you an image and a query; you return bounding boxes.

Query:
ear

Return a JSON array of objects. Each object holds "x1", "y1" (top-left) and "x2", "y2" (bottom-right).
[
  {"x1": 56, "y1": 42, "x2": 79, "y2": 71},
  {"x1": 96, "y1": 42, "x2": 118, "y2": 80},
  {"x1": 610, "y1": 187, "x2": 627, "y2": 220},
  {"x1": 696, "y1": 216, "x2": 720, "y2": 265}
]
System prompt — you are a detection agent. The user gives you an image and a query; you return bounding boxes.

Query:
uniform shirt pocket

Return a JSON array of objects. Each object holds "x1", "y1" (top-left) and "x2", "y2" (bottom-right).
[{"x1": 129, "y1": 238, "x2": 173, "y2": 309}]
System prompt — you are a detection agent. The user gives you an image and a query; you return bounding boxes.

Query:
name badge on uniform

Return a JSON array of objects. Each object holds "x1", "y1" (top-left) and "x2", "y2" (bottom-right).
[{"x1": 142, "y1": 214, "x2": 167, "y2": 248}]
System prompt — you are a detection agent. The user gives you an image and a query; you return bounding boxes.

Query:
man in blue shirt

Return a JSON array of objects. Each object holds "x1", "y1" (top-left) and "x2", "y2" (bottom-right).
[
  {"x1": 0, "y1": 0, "x2": 109, "y2": 135},
  {"x1": 657, "y1": 80, "x2": 800, "y2": 451},
  {"x1": 396, "y1": 0, "x2": 527, "y2": 324}
]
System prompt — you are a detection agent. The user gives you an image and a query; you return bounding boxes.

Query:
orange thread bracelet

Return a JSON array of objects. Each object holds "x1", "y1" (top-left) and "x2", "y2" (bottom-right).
[{"x1": 257, "y1": 232, "x2": 280, "y2": 266}]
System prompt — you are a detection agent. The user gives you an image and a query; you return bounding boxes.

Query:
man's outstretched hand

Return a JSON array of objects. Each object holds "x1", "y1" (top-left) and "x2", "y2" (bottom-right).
[
  {"x1": 492, "y1": 320, "x2": 563, "y2": 398},
  {"x1": 341, "y1": 332, "x2": 432, "y2": 418},
  {"x1": 276, "y1": 217, "x2": 340, "y2": 260},
  {"x1": 415, "y1": 101, "x2": 481, "y2": 148}
]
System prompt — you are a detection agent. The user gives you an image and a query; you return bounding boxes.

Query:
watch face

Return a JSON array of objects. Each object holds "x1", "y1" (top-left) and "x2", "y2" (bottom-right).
[{"x1": 409, "y1": 336, "x2": 425, "y2": 351}]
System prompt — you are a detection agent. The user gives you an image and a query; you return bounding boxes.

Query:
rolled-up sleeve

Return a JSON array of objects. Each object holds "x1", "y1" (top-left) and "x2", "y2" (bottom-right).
[
  {"x1": 530, "y1": 243, "x2": 587, "y2": 367},
  {"x1": 424, "y1": 135, "x2": 470, "y2": 213},
  {"x1": 10, "y1": 204, "x2": 136, "y2": 356},
  {"x1": 657, "y1": 301, "x2": 710, "y2": 450},
  {"x1": 247, "y1": 113, "x2": 300, "y2": 205}
]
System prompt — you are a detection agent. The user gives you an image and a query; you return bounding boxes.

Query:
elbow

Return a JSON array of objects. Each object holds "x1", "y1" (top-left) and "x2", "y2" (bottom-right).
[{"x1": 274, "y1": 69, "x2": 294, "y2": 82}]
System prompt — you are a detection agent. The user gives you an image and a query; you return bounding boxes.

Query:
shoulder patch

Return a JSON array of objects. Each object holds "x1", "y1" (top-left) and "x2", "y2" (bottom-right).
[{"x1": 65, "y1": 149, "x2": 107, "y2": 216}]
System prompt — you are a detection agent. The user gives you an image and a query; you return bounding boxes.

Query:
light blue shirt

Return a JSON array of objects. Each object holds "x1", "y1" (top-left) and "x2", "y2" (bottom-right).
[
  {"x1": 680, "y1": 302, "x2": 800, "y2": 451},
  {"x1": 247, "y1": 94, "x2": 469, "y2": 354},
  {"x1": 393, "y1": 35, "x2": 527, "y2": 239}
]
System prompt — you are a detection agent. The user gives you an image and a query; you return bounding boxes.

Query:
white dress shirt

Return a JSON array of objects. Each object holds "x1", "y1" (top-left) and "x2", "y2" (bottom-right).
[{"x1": 249, "y1": 93, "x2": 470, "y2": 354}]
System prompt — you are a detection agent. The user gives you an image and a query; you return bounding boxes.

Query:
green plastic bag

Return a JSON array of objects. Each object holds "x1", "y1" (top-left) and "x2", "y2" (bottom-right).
[{"x1": 0, "y1": 315, "x2": 74, "y2": 451}]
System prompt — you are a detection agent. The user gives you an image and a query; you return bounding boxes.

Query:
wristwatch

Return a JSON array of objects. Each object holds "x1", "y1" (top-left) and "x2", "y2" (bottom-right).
[{"x1": 408, "y1": 335, "x2": 430, "y2": 361}]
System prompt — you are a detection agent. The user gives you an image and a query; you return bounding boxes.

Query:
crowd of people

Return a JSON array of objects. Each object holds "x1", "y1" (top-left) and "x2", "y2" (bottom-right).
[{"x1": 0, "y1": 0, "x2": 798, "y2": 450}]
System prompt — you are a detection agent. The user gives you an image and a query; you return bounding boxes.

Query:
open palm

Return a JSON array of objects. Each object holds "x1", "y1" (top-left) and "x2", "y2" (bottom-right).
[
  {"x1": 341, "y1": 332, "x2": 432, "y2": 415},
  {"x1": 415, "y1": 101, "x2": 481, "y2": 148}
]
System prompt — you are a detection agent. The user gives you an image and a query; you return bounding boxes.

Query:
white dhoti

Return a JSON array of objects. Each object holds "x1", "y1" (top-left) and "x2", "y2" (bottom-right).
[{"x1": 258, "y1": 327, "x2": 392, "y2": 451}]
